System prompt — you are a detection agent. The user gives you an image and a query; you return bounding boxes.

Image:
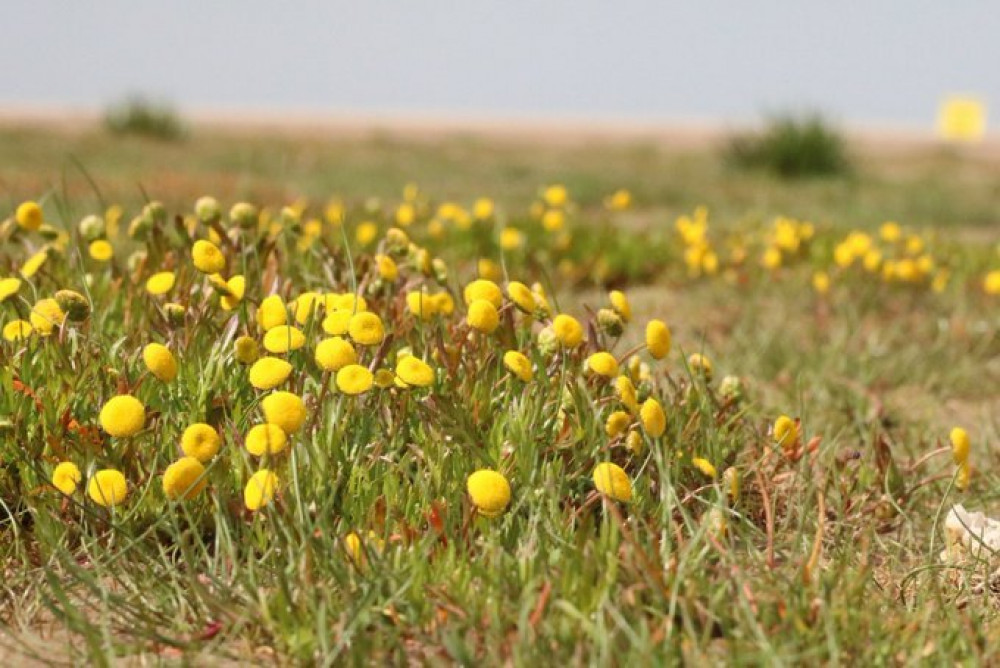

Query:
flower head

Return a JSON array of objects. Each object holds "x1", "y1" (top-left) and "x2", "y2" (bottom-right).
[
  {"x1": 463, "y1": 279, "x2": 503, "y2": 308},
  {"x1": 466, "y1": 469, "x2": 511, "y2": 518},
  {"x1": 552, "y1": 314, "x2": 584, "y2": 348},
  {"x1": 348, "y1": 312, "x2": 385, "y2": 346},
  {"x1": 773, "y1": 415, "x2": 799, "y2": 451},
  {"x1": 592, "y1": 462, "x2": 632, "y2": 502},
  {"x1": 586, "y1": 352, "x2": 619, "y2": 378},
  {"x1": 950, "y1": 427, "x2": 970, "y2": 466},
  {"x1": 640, "y1": 397, "x2": 666, "y2": 438},
  {"x1": 609, "y1": 290, "x2": 631, "y2": 322},
  {"x1": 99, "y1": 395, "x2": 145, "y2": 437},
  {"x1": 181, "y1": 423, "x2": 222, "y2": 462},
  {"x1": 146, "y1": 272, "x2": 176, "y2": 296},
  {"x1": 315, "y1": 336, "x2": 357, "y2": 372},
  {"x1": 503, "y1": 351, "x2": 533, "y2": 382},
  {"x1": 15, "y1": 201, "x2": 43, "y2": 230},
  {"x1": 249, "y1": 357, "x2": 293, "y2": 390},
  {"x1": 29, "y1": 298, "x2": 65, "y2": 336},
  {"x1": 336, "y1": 364, "x2": 374, "y2": 395},
  {"x1": 163, "y1": 457, "x2": 207, "y2": 500},
  {"x1": 3, "y1": 320, "x2": 33, "y2": 342},
  {"x1": 395, "y1": 356, "x2": 434, "y2": 387},
  {"x1": 52, "y1": 461, "x2": 82, "y2": 495},
  {"x1": 645, "y1": 320, "x2": 671, "y2": 360},
  {"x1": 261, "y1": 391, "x2": 307, "y2": 434},
  {"x1": 234, "y1": 336, "x2": 259, "y2": 364},
  {"x1": 88, "y1": 469, "x2": 128, "y2": 507},
  {"x1": 192, "y1": 239, "x2": 225, "y2": 274},
  {"x1": 245, "y1": 424, "x2": 289, "y2": 456},
  {"x1": 263, "y1": 325, "x2": 306, "y2": 353},
  {"x1": 691, "y1": 457, "x2": 718, "y2": 479},
  {"x1": 143, "y1": 343, "x2": 178, "y2": 382},
  {"x1": 467, "y1": 299, "x2": 500, "y2": 334},
  {"x1": 256, "y1": 295, "x2": 288, "y2": 331},
  {"x1": 244, "y1": 470, "x2": 278, "y2": 511}
]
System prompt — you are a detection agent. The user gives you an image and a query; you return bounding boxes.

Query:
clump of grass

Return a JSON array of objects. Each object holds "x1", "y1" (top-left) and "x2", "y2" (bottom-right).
[
  {"x1": 726, "y1": 114, "x2": 851, "y2": 179},
  {"x1": 104, "y1": 96, "x2": 185, "y2": 141}
]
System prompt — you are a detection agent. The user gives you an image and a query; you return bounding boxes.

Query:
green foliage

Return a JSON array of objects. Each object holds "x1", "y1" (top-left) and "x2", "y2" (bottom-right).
[
  {"x1": 104, "y1": 96, "x2": 185, "y2": 141},
  {"x1": 726, "y1": 115, "x2": 852, "y2": 179}
]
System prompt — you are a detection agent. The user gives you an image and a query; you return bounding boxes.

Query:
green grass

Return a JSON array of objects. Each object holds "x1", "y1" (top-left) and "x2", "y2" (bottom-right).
[{"x1": 1, "y1": 122, "x2": 999, "y2": 664}]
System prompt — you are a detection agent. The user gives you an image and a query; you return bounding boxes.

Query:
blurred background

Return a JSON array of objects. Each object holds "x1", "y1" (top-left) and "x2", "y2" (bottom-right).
[{"x1": 2, "y1": 1, "x2": 997, "y2": 129}]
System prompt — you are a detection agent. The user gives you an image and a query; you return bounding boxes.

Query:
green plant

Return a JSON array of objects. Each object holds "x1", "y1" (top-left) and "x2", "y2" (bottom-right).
[
  {"x1": 726, "y1": 114, "x2": 851, "y2": 178},
  {"x1": 104, "y1": 96, "x2": 185, "y2": 141}
]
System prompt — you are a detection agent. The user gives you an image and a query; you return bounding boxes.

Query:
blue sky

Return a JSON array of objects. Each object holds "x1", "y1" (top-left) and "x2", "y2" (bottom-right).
[{"x1": 3, "y1": 1, "x2": 998, "y2": 126}]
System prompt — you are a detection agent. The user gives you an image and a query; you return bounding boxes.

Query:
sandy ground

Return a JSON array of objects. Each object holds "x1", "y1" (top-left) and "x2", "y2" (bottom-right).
[{"x1": 2, "y1": 105, "x2": 999, "y2": 156}]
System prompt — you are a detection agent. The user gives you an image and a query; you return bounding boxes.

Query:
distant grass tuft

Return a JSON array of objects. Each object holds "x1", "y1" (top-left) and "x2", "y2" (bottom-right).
[
  {"x1": 104, "y1": 96, "x2": 185, "y2": 141},
  {"x1": 726, "y1": 114, "x2": 851, "y2": 179}
]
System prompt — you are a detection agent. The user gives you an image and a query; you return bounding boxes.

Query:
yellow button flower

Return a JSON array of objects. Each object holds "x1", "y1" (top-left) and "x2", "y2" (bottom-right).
[
  {"x1": 145, "y1": 271, "x2": 175, "y2": 296},
  {"x1": 234, "y1": 336, "x2": 259, "y2": 364},
  {"x1": 192, "y1": 239, "x2": 225, "y2": 274},
  {"x1": 88, "y1": 469, "x2": 128, "y2": 507},
  {"x1": 467, "y1": 299, "x2": 500, "y2": 334},
  {"x1": 29, "y1": 298, "x2": 65, "y2": 336},
  {"x1": 615, "y1": 375, "x2": 639, "y2": 414},
  {"x1": 315, "y1": 336, "x2": 357, "y2": 372},
  {"x1": 89, "y1": 239, "x2": 114, "y2": 262},
  {"x1": 15, "y1": 201, "x2": 44, "y2": 230},
  {"x1": 463, "y1": 279, "x2": 503, "y2": 308},
  {"x1": 143, "y1": 343, "x2": 178, "y2": 382},
  {"x1": 506, "y1": 281, "x2": 536, "y2": 314},
  {"x1": 322, "y1": 309, "x2": 352, "y2": 335},
  {"x1": 181, "y1": 423, "x2": 222, "y2": 462},
  {"x1": 261, "y1": 391, "x2": 307, "y2": 434},
  {"x1": 688, "y1": 353, "x2": 713, "y2": 380},
  {"x1": 773, "y1": 415, "x2": 799, "y2": 451},
  {"x1": 552, "y1": 314, "x2": 584, "y2": 348},
  {"x1": 950, "y1": 427, "x2": 970, "y2": 466},
  {"x1": 245, "y1": 424, "x2": 289, "y2": 456},
  {"x1": 348, "y1": 312, "x2": 385, "y2": 346},
  {"x1": 0, "y1": 278, "x2": 22, "y2": 302},
  {"x1": 466, "y1": 469, "x2": 511, "y2": 518},
  {"x1": 3, "y1": 319, "x2": 33, "y2": 342},
  {"x1": 249, "y1": 356, "x2": 293, "y2": 390},
  {"x1": 99, "y1": 395, "x2": 145, "y2": 437},
  {"x1": 244, "y1": 470, "x2": 278, "y2": 511},
  {"x1": 691, "y1": 457, "x2": 718, "y2": 479},
  {"x1": 162, "y1": 457, "x2": 207, "y2": 500},
  {"x1": 640, "y1": 397, "x2": 666, "y2": 438},
  {"x1": 395, "y1": 356, "x2": 434, "y2": 387},
  {"x1": 609, "y1": 290, "x2": 631, "y2": 322},
  {"x1": 503, "y1": 351, "x2": 533, "y2": 382},
  {"x1": 592, "y1": 462, "x2": 632, "y2": 502},
  {"x1": 256, "y1": 294, "x2": 288, "y2": 331},
  {"x1": 336, "y1": 364, "x2": 374, "y2": 395},
  {"x1": 52, "y1": 461, "x2": 82, "y2": 495},
  {"x1": 375, "y1": 254, "x2": 398, "y2": 282},
  {"x1": 586, "y1": 352, "x2": 619, "y2": 378},
  {"x1": 645, "y1": 320, "x2": 671, "y2": 360},
  {"x1": 406, "y1": 290, "x2": 439, "y2": 320},
  {"x1": 605, "y1": 411, "x2": 631, "y2": 438},
  {"x1": 263, "y1": 325, "x2": 306, "y2": 353}
]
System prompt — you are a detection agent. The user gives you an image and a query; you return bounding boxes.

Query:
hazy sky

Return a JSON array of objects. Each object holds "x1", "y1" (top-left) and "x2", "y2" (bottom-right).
[{"x1": 4, "y1": 1, "x2": 998, "y2": 126}]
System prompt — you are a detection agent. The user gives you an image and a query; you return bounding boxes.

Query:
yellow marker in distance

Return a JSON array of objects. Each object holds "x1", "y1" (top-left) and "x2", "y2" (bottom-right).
[{"x1": 938, "y1": 95, "x2": 987, "y2": 142}]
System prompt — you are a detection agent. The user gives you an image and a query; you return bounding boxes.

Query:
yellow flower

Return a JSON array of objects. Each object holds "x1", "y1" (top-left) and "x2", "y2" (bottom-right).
[
  {"x1": 348, "y1": 312, "x2": 385, "y2": 346},
  {"x1": 586, "y1": 352, "x2": 619, "y2": 378},
  {"x1": 500, "y1": 227, "x2": 524, "y2": 251},
  {"x1": 356, "y1": 221, "x2": 378, "y2": 246},
  {"x1": 315, "y1": 336, "x2": 357, "y2": 372},
  {"x1": 473, "y1": 197, "x2": 495, "y2": 220},
  {"x1": 246, "y1": 424, "x2": 289, "y2": 456},
  {"x1": 88, "y1": 469, "x2": 128, "y2": 507},
  {"x1": 395, "y1": 356, "x2": 434, "y2": 387},
  {"x1": 244, "y1": 470, "x2": 278, "y2": 511},
  {"x1": 15, "y1": 201, "x2": 44, "y2": 230},
  {"x1": 88, "y1": 239, "x2": 113, "y2": 262},
  {"x1": 219, "y1": 275, "x2": 246, "y2": 311},
  {"x1": 373, "y1": 369, "x2": 396, "y2": 388},
  {"x1": 723, "y1": 467, "x2": 740, "y2": 503},
  {"x1": 543, "y1": 184, "x2": 568, "y2": 208},
  {"x1": 467, "y1": 299, "x2": 500, "y2": 334},
  {"x1": 30, "y1": 298, "x2": 65, "y2": 336},
  {"x1": 181, "y1": 423, "x2": 222, "y2": 462},
  {"x1": 52, "y1": 461, "x2": 82, "y2": 495},
  {"x1": 605, "y1": 189, "x2": 632, "y2": 211},
  {"x1": 984, "y1": 270, "x2": 1000, "y2": 295},
  {"x1": 375, "y1": 254, "x2": 398, "y2": 282},
  {"x1": 192, "y1": 239, "x2": 225, "y2": 274},
  {"x1": 3, "y1": 319, "x2": 33, "y2": 342},
  {"x1": 234, "y1": 336, "x2": 259, "y2": 364},
  {"x1": 290, "y1": 292, "x2": 322, "y2": 325},
  {"x1": 503, "y1": 351, "x2": 533, "y2": 382},
  {"x1": 99, "y1": 395, "x2": 145, "y2": 437},
  {"x1": 321, "y1": 309, "x2": 351, "y2": 336},
  {"x1": 263, "y1": 325, "x2": 306, "y2": 354},
  {"x1": 692, "y1": 457, "x2": 717, "y2": 479},
  {"x1": 773, "y1": 415, "x2": 799, "y2": 451},
  {"x1": 615, "y1": 375, "x2": 639, "y2": 414},
  {"x1": 478, "y1": 258, "x2": 501, "y2": 281},
  {"x1": 950, "y1": 427, "x2": 970, "y2": 466},
  {"x1": 687, "y1": 353, "x2": 713, "y2": 380},
  {"x1": 552, "y1": 314, "x2": 584, "y2": 348},
  {"x1": 466, "y1": 469, "x2": 511, "y2": 518},
  {"x1": 645, "y1": 320, "x2": 671, "y2": 360},
  {"x1": 395, "y1": 202, "x2": 416, "y2": 226},
  {"x1": 506, "y1": 282, "x2": 536, "y2": 314},
  {"x1": 0, "y1": 278, "x2": 22, "y2": 302},
  {"x1": 406, "y1": 290, "x2": 439, "y2": 320},
  {"x1": 261, "y1": 391, "x2": 307, "y2": 434},
  {"x1": 880, "y1": 221, "x2": 902, "y2": 243},
  {"x1": 605, "y1": 411, "x2": 631, "y2": 438},
  {"x1": 463, "y1": 279, "x2": 503, "y2": 308},
  {"x1": 142, "y1": 343, "x2": 178, "y2": 382},
  {"x1": 249, "y1": 356, "x2": 293, "y2": 390},
  {"x1": 640, "y1": 398, "x2": 666, "y2": 438},
  {"x1": 256, "y1": 295, "x2": 288, "y2": 331},
  {"x1": 608, "y1": 290, "x2": 631, "y2": 322},
  {"x1": 162, "y1": 457, "x2": 207, "y2": 500},
  {"x1": 336, "y1": 364, "x2": 374, "y2": 395},
  {"x1": 956, "y1": 462, "x2": 972, "y2": 491},
  {"x1": 541, "y1": 209, "x2": 565, "y2": 232},
  {"x1": 592, "y1": 463, "x2": 632, "y2": 502},
  {"x1": 145, "y1": 271, "x2": 176, "y2": 295},
  {"x1": 812, "y1": 271, "x2": 831, "y2": 294}
]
